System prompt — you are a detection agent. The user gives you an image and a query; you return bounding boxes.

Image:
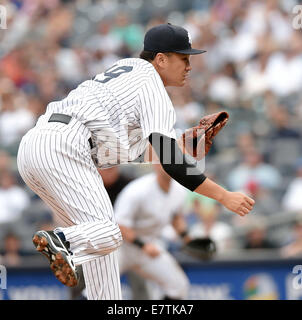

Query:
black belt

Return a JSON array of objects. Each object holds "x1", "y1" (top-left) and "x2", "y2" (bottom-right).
[{"x1": 48, "y1": 113, "x2": 93, "y2": 149}]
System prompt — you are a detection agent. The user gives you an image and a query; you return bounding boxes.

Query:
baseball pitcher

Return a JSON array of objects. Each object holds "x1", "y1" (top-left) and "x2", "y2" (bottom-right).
[{"x1": 17, "y1": 23, "x2": 254, "y2": 300}]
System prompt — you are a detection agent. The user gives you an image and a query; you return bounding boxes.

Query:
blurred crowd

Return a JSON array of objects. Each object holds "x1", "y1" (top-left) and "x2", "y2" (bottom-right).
[{"x1": 1, "y1": 0, "x2": 302, "y2": 267}]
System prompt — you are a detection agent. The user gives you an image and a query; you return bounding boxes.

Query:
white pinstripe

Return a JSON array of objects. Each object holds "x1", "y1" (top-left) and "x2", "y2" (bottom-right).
[
  {"x1": 17, "y1": 58, "x2": 176, "y2": 300},
  {"x1": 82, "y1": 252, "x2": 121, "y2": 300}
]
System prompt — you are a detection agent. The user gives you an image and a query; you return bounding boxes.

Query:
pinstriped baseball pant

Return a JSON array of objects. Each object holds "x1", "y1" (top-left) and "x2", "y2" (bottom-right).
[{"x1": 17, "y1": 116, "x2": 122, "y2": 300}]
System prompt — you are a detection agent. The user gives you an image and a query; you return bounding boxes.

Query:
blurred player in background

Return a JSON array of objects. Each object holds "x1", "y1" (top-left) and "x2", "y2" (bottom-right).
[{"x1": 115, "y1": 164, "x2": 190, "y2": 300}]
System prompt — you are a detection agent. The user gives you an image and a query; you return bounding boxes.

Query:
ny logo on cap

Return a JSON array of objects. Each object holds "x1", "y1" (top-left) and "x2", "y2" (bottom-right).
[{"x1": 187, "y1": 31, "x2": 192, "y2": 45}]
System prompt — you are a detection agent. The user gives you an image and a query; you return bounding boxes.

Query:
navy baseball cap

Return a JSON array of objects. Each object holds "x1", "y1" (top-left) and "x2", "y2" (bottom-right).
[{"x1": 143, "y1": 23, "x2": 206, "y2": 55}]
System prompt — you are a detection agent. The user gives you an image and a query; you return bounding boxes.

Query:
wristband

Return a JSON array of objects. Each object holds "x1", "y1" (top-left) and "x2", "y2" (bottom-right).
[{"x1": 133, "y1": 238, "x2": 145, "y2": 248}]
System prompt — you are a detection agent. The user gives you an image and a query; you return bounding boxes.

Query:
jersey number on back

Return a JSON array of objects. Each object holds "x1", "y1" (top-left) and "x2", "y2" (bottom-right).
[{"x1": 94, "y1": 65, "x2": 133, "y2": 84}]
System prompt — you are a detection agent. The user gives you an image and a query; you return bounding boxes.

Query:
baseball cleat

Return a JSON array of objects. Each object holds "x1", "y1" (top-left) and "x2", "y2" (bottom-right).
[{"x1": 32, "y1": 230, "x2": 78, "y2": 287}]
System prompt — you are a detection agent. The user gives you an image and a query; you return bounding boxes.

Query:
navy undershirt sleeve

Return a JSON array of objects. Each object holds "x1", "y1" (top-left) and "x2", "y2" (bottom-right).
[{"x1": 148, "y1": 132, "x2": 207, "y2": 191}]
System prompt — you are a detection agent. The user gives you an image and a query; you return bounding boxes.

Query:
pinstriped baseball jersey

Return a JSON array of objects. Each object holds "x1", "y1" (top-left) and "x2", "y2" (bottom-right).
[
  {"x1": 17, "y1": 57, "x2": 177, "y2": 300},
  {"x1": 44, "y1": 58, "x2": 177, "y2": 168}
]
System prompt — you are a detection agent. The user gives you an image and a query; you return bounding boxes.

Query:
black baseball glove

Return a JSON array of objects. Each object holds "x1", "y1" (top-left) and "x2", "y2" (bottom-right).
[{"x1": 182, "y1": 237, "x2": 216, "y2": 261}]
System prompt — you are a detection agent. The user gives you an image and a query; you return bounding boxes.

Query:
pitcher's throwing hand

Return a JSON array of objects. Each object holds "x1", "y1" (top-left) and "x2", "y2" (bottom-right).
[{"x1": 220, "y1": 191, "x2": 255, "y2": 217}]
